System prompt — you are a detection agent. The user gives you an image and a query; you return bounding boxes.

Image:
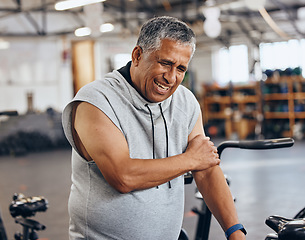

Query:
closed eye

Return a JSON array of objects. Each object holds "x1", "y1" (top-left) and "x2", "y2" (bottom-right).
[
  {"x1": 178, "y1": 66, "x2": 187, "y2": 73},
  {"x1": 159, "y1": 60, "x2": 172, "y2": 66},
  {"x1": 158, "y1": 59, "x2": 187, "y2": 73}
]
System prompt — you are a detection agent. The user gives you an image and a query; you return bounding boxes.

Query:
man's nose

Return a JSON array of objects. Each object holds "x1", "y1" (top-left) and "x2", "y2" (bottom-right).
[{"x1": 163, "y1": 68, "x2": 176, "y2": 84}]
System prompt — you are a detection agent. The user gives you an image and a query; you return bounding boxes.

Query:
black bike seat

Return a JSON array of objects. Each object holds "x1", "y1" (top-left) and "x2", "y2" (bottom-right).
[
  {"x1": 266, "y1": 215, "x2": 305, "y2": 240},
  {"x1": 265, "y1": 215, "x2": 294, "y2": 233},
  {"x1": 278, "y1": 218, "x2": 305, "y2": 240}
]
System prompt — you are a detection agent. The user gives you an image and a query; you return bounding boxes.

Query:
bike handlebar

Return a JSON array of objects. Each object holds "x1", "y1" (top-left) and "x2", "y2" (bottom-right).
[
  {"x1": 184, "y1": 138, "x2": 294, "y2": 184},
  {"x1": 217, "y1": 138, "x2": 294, "y2": 158}
]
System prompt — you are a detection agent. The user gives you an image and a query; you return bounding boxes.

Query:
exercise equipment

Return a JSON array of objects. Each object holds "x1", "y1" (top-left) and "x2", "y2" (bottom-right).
[
  {"x1": 265, "y1": 213, "x2": 305, "y2": 240},
  {"x1": 181, "y1": 137, "x2": 294, "y2": 240},
  {"x1": 0, "y1": 193, "x2": 48, "y2": 240}
]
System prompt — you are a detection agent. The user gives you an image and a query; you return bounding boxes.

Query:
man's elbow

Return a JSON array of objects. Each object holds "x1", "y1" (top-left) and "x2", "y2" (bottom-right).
[
  {"x1": 114, "y1": 183, "x2": 133, "y2": 194},
  {"x1": 108, "y1": 174, "x2": 135, "y2": 194}
]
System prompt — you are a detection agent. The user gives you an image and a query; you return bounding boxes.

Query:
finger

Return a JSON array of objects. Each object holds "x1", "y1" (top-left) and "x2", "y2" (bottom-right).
[
  {"x1": 212, "y1": 146, "x2": 218, "y2": 153},
  {"x1": 203, "y1": 136, "x2": 210, "y2": 141}
]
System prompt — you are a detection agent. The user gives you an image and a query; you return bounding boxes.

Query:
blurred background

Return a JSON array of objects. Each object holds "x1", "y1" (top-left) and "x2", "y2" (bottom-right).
[{"x1": 0, "y1": 0, "x2": 305, "y2": 239}]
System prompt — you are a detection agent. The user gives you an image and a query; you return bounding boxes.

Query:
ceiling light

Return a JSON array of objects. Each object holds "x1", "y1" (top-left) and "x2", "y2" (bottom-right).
[
  {"x1": 202, "y1": 6, "x2": 221, "y2": 38},
  {"x1": 203, "y1": 7, "x2": 221, "y2": 19},
  {"x1": 55, "y1": 0, "x2": 105, "y2": 11},
  {"x1": 100, "y1": 23, "x2": 114, "y2": 33},
  {"x1": 74, "y1": 27, "x2": 92, "y2": 37},
  {"x1": 297, "y1": 7, "x2": 305, "y2": 19},
  {"x1": 204, "y1": 19, "x2": 222, "y2": 38}
]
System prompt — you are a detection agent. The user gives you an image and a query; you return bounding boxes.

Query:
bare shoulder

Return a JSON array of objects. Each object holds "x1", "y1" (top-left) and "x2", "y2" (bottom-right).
[
  {"x1": 188, "y1": 110, "x2": 205, "y2": 142},
  {"x1": 72, "y1": 101, "x2": 128, "y2": 162}
]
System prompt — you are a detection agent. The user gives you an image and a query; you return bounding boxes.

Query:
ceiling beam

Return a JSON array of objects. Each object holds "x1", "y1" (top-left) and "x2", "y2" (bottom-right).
[
  {"x1": 24, "y1": 11, "x2": 44, "y2": 35},
  {"x1": 270, "y1": 0, "x2": 305, "y2": 38},
  {"x1": 226, "y1": 9, "x2": 260, "y2": 47}
]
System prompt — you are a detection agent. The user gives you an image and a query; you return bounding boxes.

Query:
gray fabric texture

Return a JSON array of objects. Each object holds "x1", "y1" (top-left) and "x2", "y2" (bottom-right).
[{"x1": 62, "y1": 69, "x2": 200, "y2": 240}]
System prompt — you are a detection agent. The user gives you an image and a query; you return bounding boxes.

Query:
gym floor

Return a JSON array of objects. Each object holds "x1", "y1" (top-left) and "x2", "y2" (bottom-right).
[{"x1": 0, "y1": 138, "x2": 304, "y2": 240}]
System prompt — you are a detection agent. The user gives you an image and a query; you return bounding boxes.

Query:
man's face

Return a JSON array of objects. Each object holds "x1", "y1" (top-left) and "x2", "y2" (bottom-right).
[{"x1": 132, "y1": 39, "x2": 193, "y2": 103}]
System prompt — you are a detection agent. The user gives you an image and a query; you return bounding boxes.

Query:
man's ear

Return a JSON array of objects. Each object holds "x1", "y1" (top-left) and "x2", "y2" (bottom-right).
[{"x1": 131, "y1": 46, "x2": 143, "y2": 66}]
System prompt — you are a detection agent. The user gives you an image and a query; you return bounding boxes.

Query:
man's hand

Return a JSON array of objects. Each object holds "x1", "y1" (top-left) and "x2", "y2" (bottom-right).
[{"x1": 185, "y1": 135, "x2": 220, "y2": 171}]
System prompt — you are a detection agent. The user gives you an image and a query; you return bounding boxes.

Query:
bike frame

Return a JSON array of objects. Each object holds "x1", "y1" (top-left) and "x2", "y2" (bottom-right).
[
  {"x1": 0, "y1": 208, "x2": 7, "y2": 240},
  {"x1": 181, "y1": 137, "x2": 294, "y2": 240}
]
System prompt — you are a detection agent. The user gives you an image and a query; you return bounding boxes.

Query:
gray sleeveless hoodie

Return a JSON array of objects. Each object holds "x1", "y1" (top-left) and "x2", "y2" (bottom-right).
[{"x1": 62, "y1": 68, "x2": 200, "y2": 240}]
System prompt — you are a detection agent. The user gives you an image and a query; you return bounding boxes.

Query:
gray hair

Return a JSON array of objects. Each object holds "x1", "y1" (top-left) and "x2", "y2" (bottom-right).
[{"x1": 136, "y1": 16, "x2": 196, "y2": 57}]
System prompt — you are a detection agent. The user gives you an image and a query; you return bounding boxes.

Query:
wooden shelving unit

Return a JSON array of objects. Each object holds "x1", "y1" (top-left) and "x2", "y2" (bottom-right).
[
  {"x1": 202, "y1": 75, "x2": 305, "y2": 139},
  {"x1": 202, "y1": 82, "x2": 261, "y2": 139},
  {"x1": 262, "y1": 75, "x2": 305, "y2": 138}
]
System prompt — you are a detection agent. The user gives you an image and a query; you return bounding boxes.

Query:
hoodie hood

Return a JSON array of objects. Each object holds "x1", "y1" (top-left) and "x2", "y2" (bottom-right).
[{"x1": 104, "y1": 69, "x2": 172, "y2": 118}]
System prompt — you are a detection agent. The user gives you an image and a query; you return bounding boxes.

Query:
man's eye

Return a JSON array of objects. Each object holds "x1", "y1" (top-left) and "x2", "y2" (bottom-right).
[
  {"x1": 160, "y1": 62, "x2": 169, "y2": 66},
  {"x1": 178, "y1": 67, "x2": 186, "y2": 73}
]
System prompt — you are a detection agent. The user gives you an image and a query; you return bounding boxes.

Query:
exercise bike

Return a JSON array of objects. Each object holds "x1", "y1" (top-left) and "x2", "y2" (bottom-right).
[
  {"x1": 180, "y1": 137, "x2": 305, "y2": 240},
  {"x1": 0, "y1": 193, "x2": 48, "y2": 240}
]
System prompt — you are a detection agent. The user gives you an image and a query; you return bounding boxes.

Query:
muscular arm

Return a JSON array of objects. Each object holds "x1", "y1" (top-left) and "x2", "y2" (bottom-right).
[
  {"x1": 189, "y1": 111, "x2": 246, "y2": 240},
  {"x1": 72, "y1": 101, "x2": 219, "y2": 193}
]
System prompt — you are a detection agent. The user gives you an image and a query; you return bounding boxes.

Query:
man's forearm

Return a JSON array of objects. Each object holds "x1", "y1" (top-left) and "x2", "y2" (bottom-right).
[
  {"x1": 193, "y1": 166, "x2": 246, "y2": 239},
  {"x1": 117, "y1": 135, "x2": 220, "y2": 192},
  {"x1": 115, "y1": 153, "x2": 191, "y2": 192}
]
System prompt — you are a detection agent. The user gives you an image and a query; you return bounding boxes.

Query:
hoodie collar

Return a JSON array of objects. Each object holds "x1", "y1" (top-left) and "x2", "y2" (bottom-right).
[{"x1": 108, "y1": 64, "x2": 172, "y2": 116}]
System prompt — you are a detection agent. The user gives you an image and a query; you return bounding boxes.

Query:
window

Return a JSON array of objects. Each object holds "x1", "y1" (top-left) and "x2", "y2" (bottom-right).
[
  {"x1": 113, "y1": 53, "x2": 131, "y2": 70},
  {"x1": 260, "y1": 39, "x2": 305, "y2": 77},
  {"x1": 212, "y1": 44, "x2": 249, "y2": 85}
]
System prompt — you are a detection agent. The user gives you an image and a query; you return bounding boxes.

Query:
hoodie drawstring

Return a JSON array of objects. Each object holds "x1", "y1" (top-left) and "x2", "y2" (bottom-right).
[
  {"x1": 145, "y1": 103, "x2": 171, "y2": 189},
  {"x1": 159, "y1": 103, "x2": 171, "y2": 188},
  {"x1": 145, "y1": 104, "x2": 155, "y2": 159},
  {"x1": 145, "y1": 104, "x2": 159, "y2": 189},
  {"x1": 145, "y1": 104, "x2": 158, "y2": 189}
]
